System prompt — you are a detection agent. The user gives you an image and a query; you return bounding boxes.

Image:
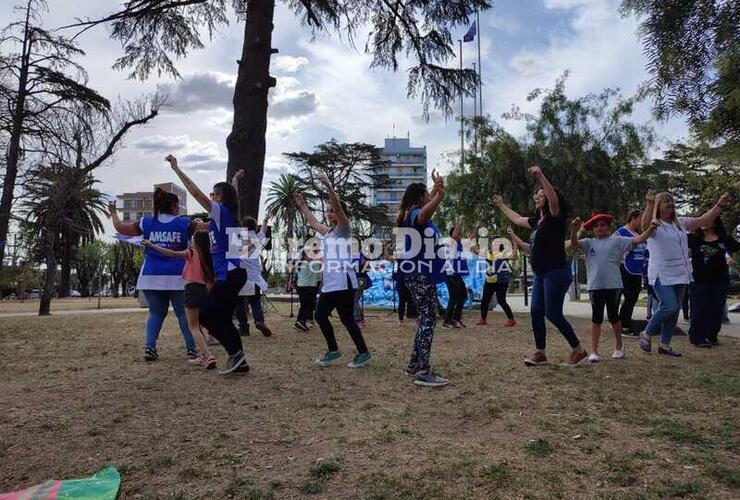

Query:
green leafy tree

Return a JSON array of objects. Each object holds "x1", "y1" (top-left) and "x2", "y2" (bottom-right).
[
  {"x1": 62, "y1": 0, "x2": 489, "y2": 218},
  {"x1": 284, "y1": 139, "x2": 390, "y2": 237},
  {"x1": 75, "y1": 240, "x2": 109, "y2": 299},
  {"x1": 265, "y1": 173, "x2": 304, "y2": 245},
  {"x1": 621, "y1": 0, "x2": 740, "y2": 144}
]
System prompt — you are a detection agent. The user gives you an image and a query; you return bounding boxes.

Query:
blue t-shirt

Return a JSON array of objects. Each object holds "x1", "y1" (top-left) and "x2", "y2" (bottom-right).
[
  {"x1": 616, "y1": 226, "x2": 646, "y2": 276},
  {"x1": 209, "y1": 202, "x2": 241, "y2": 281},
  {"x1": 137, "y1": 214, "x2": 190, "y2": 290},
  {"x1": 398, "y1": 207, "x2": 445, "y2": 283}
]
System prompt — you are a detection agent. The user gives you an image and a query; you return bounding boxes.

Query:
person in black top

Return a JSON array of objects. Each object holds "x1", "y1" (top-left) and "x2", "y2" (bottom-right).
[
  {"x1": 687, "y1": 217, "x2": 739, "y2": 347},
  {"x1": 494, "y1": 166, "x2": 586, "y2": 367}
]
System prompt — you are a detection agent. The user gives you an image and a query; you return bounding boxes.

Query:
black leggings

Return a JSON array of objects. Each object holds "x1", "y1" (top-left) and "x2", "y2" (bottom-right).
[
  {"x1": 590, "y1": 288, "x2": 621, "y2": 325},
  {"x1": 619, "y1": 267, "x2": 642, "y2": 330},
  {"x1": 297, "y1": 286, "x2": 317, "y2": 322},
  {"x1": 444, "y1": 275, "x2": 466, "y2": 322},
  {"x1": 315, "y1": 287, "x2": 368, "y2": 354},
  {"x1": 397, "y1": 281, "x2": 417, "y2": 320},
  {"x1": 481, "y1": 282, "x2": 513, "y2": 320},
  {"x1": 200, "y1": 268, "x2": 247, "y2": 356}
]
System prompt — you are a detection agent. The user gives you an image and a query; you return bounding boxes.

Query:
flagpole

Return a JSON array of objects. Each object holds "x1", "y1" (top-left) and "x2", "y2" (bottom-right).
[
  {"x1": 459, "y1": 39, "x2": 464, "y2": 171},
  {"x1": 472, "y1": 62, "x2": 477, "y2": 154},
  {"x1": 476, "y1": 10, "x2": 483, "y2": 117}
]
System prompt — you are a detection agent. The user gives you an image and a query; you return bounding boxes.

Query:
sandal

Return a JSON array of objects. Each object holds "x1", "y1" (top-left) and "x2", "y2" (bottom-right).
[{"x1": 204, "y1": 356, "x2": 217, "y2": 370}]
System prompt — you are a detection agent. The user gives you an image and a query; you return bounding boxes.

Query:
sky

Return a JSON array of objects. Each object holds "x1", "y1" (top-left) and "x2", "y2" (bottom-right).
[{"x1": 2, "y1": 0, "x2": 690, "y2": 237}]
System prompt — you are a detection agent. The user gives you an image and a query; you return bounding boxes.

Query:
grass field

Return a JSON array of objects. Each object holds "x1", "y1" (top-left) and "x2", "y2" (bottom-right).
[
  {"x1": 1, "y1": 305, "x2": 739, "y2": 499},
  {"x1": 0, "y1": 297, "x2": 140, "y2": 314}
]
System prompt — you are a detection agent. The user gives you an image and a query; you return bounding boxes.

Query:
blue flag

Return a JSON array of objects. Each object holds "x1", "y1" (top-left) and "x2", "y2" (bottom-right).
[{"x1": 463, "y1": 21, "x2": 476, "y2": 42}]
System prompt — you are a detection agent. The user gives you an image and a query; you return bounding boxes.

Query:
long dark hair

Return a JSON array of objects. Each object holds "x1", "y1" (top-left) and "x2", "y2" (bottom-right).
[
  {"x1": 153, "y1": 188, "x2": 178, "y2": 217},
  {"x1": 396, "y1": 182, "x2": 427, "y2": 226},
  {"x1": 213, "y1": 181, "x2": 239, "y2": 216},
  {"x1": 192, "y1": 230, "x2": 215, "y2": 284},
  {"x1": 540, "y1": 186, "x2": 569, "y2": 219},
  {"x1": 694, "y1": 216, "x2": 729, "y2": 242}
]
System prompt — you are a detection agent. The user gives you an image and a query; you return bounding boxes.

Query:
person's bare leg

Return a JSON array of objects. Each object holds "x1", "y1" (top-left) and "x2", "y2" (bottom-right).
[
  {"x1": 611, "y1": 321, "x2": 624, "y2": 351},
  {"x1": 591, "y1": 323, "x2": 601, "y2": 355},
  {"x1": 185, "y1": 307, "x2": 208, "y2": 358}
]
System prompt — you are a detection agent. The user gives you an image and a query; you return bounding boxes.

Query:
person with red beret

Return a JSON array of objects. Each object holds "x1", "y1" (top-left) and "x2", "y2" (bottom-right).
[{"x1": 570, "y1": 212, "x2": 659, "y2": 362}]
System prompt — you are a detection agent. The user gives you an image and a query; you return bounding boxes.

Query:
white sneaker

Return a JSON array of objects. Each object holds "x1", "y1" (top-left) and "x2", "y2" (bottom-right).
[
  {"x1": 613, "y1": 348, "x2": 626, "y2": 359},
  {"x1": 588, "y1": 353, "x2": 601, "y2": 363}
]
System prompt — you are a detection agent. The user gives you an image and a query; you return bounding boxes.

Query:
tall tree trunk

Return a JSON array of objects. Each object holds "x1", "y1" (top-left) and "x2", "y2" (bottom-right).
[
  {"x1": 39, "y1": 232, "x2": 56, "y2": 316},
  {"x1": 0, "y1": 5, "x2": 32, "y2": 272},
  {"x1": 58, "y1": 240, "x2": 72, "y2": 298},
  {"x1": 226, "y1": 0, "x2": 277, "y2": 219}
]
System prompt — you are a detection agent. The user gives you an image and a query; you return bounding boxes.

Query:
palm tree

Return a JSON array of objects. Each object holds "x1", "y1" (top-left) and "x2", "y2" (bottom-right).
[
  {"x1": 265, "y1": 174, "x2": 306, "y2": 248},
  {"x1": 20, "y1": 163, "x2": 106, "y2": 315}
]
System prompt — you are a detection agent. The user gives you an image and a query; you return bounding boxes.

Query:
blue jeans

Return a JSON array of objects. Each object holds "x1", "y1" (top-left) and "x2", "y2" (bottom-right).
[
  {"x1": 645, "y1": 279, "x2": 686, "y2": 345},
  {"x1": 530, "y1": 266, "x2": 580, "y2": 350},
  {"x1": 143, "y1": 290, "x2": 195, "y2": 351}
]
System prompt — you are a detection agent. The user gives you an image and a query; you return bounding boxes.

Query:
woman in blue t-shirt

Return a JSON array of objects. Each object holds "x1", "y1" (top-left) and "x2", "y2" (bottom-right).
[
  {"x1": 494, "y1": 166, "x2": 587, "y2": 367},
  {"x1": 396, "y1": 170, "x2": 448, "y2": 387},
  {"x1": 109, "y1": 188, "x2": 197, "y2": 361},
  {"x1": 166, "y1": 155, "x2": 249, "y2": 374}
]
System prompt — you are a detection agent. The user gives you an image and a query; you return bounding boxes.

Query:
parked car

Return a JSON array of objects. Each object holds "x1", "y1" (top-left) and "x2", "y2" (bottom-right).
[
  {"x1": 70, "y1": 290, "x2": 82, "y2": 297},
  {"x1": 30, "y1": 289, "x2": 40, "y2": 299}
]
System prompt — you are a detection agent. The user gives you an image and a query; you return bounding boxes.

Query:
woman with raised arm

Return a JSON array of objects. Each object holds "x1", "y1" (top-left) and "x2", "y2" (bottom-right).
[
  {"x1": 493, "y1": 166, "x2": 587, "y2": 367},
  {"x1": 165, "y1": 155, "x2": 249, "y2": 374},
  {"x1": 293, "y1": 173, "x2": 371, "y2": 369},
  {"x1": 476, "y1": 230, "x2": 518, "y2": 327},
  {"x1": 235, "y1": 210, "x2": 273, "y2": 338},
  {"x1": 396, "y1": 171, "x2": 449, "y2": 387},
  {"x1": 108, "y1": 189, "x2": 197, "y2": 362},
  {"x1": 443, "y1": 216, "x2": 469, "y2": 328},
  {"x1": 639, "y1": 190, "x2": 732, "y2": 356}
]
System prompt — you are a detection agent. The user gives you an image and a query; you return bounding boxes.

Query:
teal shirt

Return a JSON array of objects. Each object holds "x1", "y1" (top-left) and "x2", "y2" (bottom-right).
[{"x1": 296, "y1": 261, "x2": 319, "y2": 287}]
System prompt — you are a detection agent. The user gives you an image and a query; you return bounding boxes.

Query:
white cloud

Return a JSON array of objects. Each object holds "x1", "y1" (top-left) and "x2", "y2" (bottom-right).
[
  {"x1": 162, "y1": 72, "x2": 235, "y2": 114},
  {"x1": 272, "y1": 55, "x2": 309, "y2": 73}
]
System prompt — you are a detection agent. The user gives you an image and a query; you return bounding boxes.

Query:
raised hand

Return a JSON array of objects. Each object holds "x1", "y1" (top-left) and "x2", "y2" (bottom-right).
[
  {"x1": 649, "y1": 219, "x2": 661, "y2": 230},
  {"x1": 293, "y1": 192, "x2": 306, "y2": 208},
  {"x1": 107, "y1": 201, "x2": 117, "y2": 217},
  {"x1": 570, "y1": 217, "x2": 582, "y2": 229},
  {"x1": 528, "y1": 166, "x2": 543, "y2": 178},
  {"x1": 164, "y1": 154, "x2": 178, "y2": 169},
  {"x1": 492, "y1": 194, "x2": 504, "y2": 207},
  {"x1": 233, "y1": 169, "x2": 245, "y2": 182},
  {"x1": 645, "y1": 190, "x2": 655, "y2": 203}
]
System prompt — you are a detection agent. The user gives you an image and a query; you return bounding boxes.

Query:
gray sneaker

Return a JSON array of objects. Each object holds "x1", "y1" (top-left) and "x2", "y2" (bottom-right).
[
  {"x1": 218, "y1": 351, "x2": 249, "y2": 375},
  {"x1": 414, "y1": 371, "x2": 449, "y2": 387}
]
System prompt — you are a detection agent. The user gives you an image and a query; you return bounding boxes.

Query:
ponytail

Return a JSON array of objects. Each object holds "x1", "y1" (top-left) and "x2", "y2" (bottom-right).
[{"x1": 153, "y1": 188, "x2": 179, "y2": 217}]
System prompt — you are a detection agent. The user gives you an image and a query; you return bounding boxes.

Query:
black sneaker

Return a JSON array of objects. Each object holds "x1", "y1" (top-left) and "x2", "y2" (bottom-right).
[
  {"x1": 144, "y1": 347, "x2": 159, "y2": 361},
  {"x1": 693, "y1": 340, "x2": 712, "y2": 348},
  {"x1": 186, "y1": 349, "x2": 199, "y2": 359},
  {"x1": 255, "y1": 322, "x2": 272, "y2": 337},
  {"x1": 294, "y1": 321, "x2": 309, "y2": 332},
  {"x1": 710, "y1": 340, "x2": 720, "y2": 347},
  {"x1": 219, "y1": 351, "x2": 249, "y2": 375},
  {"x1": 621, "y1": 330, "x2": 640, "y2": 338}
]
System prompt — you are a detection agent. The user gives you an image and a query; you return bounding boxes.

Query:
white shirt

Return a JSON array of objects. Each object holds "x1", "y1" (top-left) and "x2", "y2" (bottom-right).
[
  {"x1": 238, "y1": 230, "x2": 269, "y2": 296},
  {"x1": 321, "y1": 226, "x2": 358, "y2": 293},
  {"x1": 646, "y1": 217, "x2": 695, "y2": 286}
]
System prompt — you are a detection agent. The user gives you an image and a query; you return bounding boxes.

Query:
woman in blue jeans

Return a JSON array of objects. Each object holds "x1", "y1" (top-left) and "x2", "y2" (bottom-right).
[
  {"x1": 639, "y1": 190, "x2": 731, "y2": 356},
  {"x1": 109, "y1": 189, "x2": 197, "y2": 361},
  {"x1": 494, "y1": 166, "x2": 587, "y2": 367}
]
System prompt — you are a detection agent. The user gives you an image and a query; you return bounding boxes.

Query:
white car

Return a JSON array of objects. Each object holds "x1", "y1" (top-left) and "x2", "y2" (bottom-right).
[{"x1": 70, "y1": 290, "x2": 82, "y2": 297}]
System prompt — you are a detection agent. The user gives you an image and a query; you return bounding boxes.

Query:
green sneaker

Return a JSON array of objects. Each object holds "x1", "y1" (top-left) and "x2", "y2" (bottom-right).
[
  {"x1": 347, "y1": 352, "x2": 371, "y2": 369},
  {"x1": 315, "y1": 351, "x2": 342, "y2": 366}
]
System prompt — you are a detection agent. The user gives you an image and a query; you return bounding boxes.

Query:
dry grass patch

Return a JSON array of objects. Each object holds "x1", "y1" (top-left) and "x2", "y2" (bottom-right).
[{"x1": 1, "y1": 305, "x2": 739, "y2": 499}]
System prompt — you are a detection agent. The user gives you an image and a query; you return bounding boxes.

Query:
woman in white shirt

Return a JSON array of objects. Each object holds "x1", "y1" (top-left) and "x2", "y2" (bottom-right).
[
  {"x1": 294, "y1": 174, "x2": 371, "y2": 369},
  {"x1": 639, "y1": 190, "x2": 731, "y2": 356}
]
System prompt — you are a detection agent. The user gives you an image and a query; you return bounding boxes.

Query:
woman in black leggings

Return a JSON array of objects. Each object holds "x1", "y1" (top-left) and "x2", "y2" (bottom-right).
[{"x1": 476, "y1": 234, "x2": 517, "y2": 327}]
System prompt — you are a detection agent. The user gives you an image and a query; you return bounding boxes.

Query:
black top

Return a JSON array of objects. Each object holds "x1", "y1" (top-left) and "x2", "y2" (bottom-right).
[
  {"x1": 528, "y1": 213, "x2": 568, "y2": 276},
  {"x1": 688, "y1": 234, "x2": 739, "y2": 285}
]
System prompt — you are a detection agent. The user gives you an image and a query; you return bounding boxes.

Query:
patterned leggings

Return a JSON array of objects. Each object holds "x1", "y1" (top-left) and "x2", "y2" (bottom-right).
[{"x1": 404, "y1": 274, "x2": 438, "y2": 371}]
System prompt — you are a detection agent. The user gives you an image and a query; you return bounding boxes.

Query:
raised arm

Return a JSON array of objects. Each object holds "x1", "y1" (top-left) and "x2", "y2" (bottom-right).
[
  {"x1": 293, "y1": 192, "x2": 330, "y2": 235},
  {"x1": 529, "y1": 166, "x2": 559, "y2": 218},
  {"x1": 685, "y1": 192, "x2": 731, "y2": 232},
  {"x1": 641, "y1": 190, "x2": 655, "y2": 231},
  {"x1": 570, "y1": 217, "x2": 582, "y2": 249},
  {"x1": 165, "y1": 154, "x2": 211, "y2": 212},
  {"x1": 451, "y1": 215, "x2": 464, "y2": 241},
  {"x1": 494, "y1": 194, "x2": 531, "y2": 228},
  {"x1": 507, "y1": 226, "x2": 530, "y2": 253},
  {"x1": 258, "y1": 209, "x2": 273, "y2": 234},
  {"x1": 107, "y1": 202, "x2": 142, "y2": 236},
  {"x1": 316, "y1": 173, "x2": 349, "y2": 230},
  {"x1": 141, "y1": 240, "x2": 190, "y2": 259},
  {"x1": 632, "y1": 219, "x2": 660, "y2": 244},
  {"x1": 417, "y1": 169, "x2": 445, "y2": 225}
]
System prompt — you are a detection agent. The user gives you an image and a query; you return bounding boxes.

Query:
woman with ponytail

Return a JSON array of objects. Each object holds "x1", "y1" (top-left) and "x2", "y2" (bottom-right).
[
  {"x1": 108, "y1": 188, "x2": 197, "y2": 361},
  {"x1": 166, "y1": 155, "x2": 249, "y2": 374}
]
